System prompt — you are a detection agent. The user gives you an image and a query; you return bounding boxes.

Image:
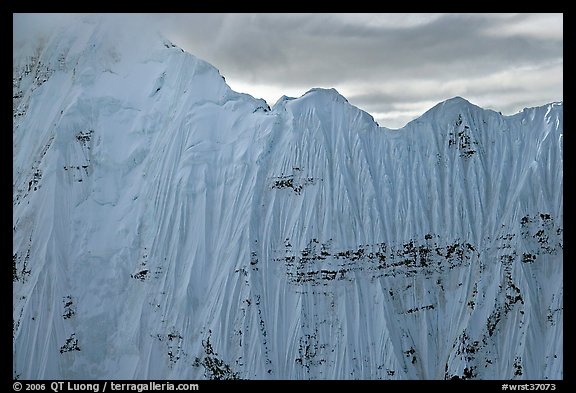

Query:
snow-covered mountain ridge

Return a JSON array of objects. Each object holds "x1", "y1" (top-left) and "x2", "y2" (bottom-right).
[{"x1": 13, "y1": 19, "x2": 562, "y2": 380}]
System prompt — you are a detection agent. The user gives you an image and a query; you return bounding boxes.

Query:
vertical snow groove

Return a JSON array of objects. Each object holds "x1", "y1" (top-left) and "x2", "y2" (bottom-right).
[{"x1": 13, "y1": 27, "x2": 562, "y2": 379}]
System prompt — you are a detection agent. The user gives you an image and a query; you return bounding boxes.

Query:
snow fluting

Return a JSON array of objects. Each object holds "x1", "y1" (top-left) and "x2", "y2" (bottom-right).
[{"x1": 13, "y1": 19, "x2": 562, "y2": 380}]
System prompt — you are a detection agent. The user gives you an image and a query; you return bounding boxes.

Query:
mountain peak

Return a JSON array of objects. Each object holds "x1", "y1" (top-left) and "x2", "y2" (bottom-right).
[
  {"x1": 411, "y1": 96, "x2": 487, "y2": 126},
  {"x1": 300, "y1": 87, "x2": 350, "y2": 105},
  {"x1": 434, "y1": 96, "x2": 478, "y2": 112},
  {"x1": 443, "y1": 96, "x2": 471, "y2": 105}
]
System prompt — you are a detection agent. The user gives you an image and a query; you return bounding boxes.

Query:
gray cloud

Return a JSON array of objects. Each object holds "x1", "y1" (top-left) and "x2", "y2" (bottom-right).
[
  {"x1": 13, "y1": 13, "x2": 562, "y2": 128},
  {"x1": 166, "y1": 14, "x2": 560, "y2": 80}
]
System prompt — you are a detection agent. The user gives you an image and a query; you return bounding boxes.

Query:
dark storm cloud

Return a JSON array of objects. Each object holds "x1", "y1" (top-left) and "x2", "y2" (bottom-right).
[{"x1": 166, "y1": 13, "x2": 561, "y2": 85}]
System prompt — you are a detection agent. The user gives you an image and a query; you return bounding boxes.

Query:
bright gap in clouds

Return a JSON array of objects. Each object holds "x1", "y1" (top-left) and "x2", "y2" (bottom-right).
[
  {"x1": 224, "y1": 80, "x2": 421, "y2": 129},
  {"x1": 223, "y1": 77, "x2": 407, "y2": 127},
  {"x1": 225, "y1": 80, "x2": 308, "y2": 108}
]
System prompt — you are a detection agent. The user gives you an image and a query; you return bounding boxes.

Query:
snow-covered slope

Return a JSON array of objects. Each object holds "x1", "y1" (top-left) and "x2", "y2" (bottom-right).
[{"x1": 13, "y1": 18, "x2": 563, "y2": 380}]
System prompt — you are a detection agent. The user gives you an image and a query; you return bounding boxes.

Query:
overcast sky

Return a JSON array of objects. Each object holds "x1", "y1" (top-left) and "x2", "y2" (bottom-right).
[{"x1": 14, "y1": 13, "x2": 563, "y2": 128}]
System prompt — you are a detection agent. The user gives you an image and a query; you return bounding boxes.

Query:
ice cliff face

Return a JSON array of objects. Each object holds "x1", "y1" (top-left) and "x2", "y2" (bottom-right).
[{"x1": 13, "y1": 19, "x2": 562, "y2": 380}]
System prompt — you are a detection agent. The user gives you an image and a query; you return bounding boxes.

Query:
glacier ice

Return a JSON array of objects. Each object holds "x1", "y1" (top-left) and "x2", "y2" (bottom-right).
[{"x1": 13, "y1": 19, "x2": 562, "y2": 380}]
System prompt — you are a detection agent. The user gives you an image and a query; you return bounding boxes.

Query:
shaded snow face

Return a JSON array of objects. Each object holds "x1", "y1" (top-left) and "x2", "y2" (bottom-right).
[{"x1": 13, "y1": 19, "x2": 562, "y2": 380}]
